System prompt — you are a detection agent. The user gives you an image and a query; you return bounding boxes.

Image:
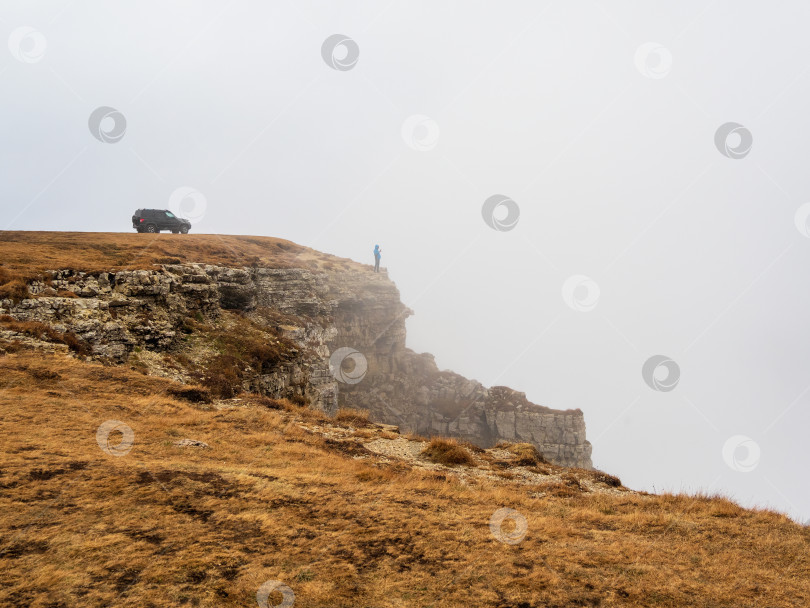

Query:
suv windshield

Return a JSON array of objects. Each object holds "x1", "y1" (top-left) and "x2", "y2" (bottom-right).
[{"x1": 165, "y1": 211, "x2": 175, "y2": 218}]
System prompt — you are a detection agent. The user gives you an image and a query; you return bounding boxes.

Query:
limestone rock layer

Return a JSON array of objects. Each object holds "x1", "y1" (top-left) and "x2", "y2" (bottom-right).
[{"x1": 1, "y1": 263, "x2": 592, "y2": 468}]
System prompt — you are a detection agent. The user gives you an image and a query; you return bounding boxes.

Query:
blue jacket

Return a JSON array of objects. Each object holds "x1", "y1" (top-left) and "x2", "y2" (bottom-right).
[{"x1": 373, "y1": 246, "x2": 381, "y2": 259}]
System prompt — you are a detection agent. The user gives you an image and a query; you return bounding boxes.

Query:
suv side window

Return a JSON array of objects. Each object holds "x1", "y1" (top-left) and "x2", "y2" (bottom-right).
[{"x1": 165, "y1": 211, "x2": 175, "y2": 218}]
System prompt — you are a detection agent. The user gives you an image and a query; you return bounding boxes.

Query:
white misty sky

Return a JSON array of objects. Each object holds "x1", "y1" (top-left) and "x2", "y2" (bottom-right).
[{"x1": 2, "y1": 0, "x2": 810, "y2": 523}]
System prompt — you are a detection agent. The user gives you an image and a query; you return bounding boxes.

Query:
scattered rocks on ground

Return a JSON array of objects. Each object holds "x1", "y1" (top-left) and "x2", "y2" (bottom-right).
[{"x1": 174, "y1": 439, "x2": 209, "y2": 448}]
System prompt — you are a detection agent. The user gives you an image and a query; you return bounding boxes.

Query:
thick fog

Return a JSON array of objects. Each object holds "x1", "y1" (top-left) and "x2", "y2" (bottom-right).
[{"x1": 2, "y1": 1, "x2": 809, "y2": 523}]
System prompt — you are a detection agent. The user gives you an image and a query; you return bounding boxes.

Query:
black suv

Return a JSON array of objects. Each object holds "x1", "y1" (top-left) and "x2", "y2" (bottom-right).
[{"x1": 132, "y1": 209, "x2": 191, "y2": 234}]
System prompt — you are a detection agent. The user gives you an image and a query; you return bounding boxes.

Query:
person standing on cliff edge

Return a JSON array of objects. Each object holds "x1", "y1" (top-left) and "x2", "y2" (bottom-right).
[{"x1": 373, "y1": 244, "x2": 382, "y2": 273}]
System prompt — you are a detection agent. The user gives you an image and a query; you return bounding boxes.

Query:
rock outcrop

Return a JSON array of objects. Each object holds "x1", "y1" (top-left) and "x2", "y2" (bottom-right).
[
  {"x1": 0, "y1": 262, "x2": 592, "y2": 468},
  {"x1": 323, "y1": 271, "x2": 592, "y2": 468}
]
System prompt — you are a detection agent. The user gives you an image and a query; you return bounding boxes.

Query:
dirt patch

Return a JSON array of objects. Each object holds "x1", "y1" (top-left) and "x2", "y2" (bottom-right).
[
  {"x1": 323, "y1": 438, "x2": 373, "y2": 457},
  {"x1": 0, "y1": 539, "x2": 49, "y2": 559}
]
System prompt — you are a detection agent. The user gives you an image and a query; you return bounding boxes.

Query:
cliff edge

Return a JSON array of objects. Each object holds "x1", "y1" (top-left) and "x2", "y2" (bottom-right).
[{"x1": 0, "y1": 231, "x2": 592, "y2": 468}]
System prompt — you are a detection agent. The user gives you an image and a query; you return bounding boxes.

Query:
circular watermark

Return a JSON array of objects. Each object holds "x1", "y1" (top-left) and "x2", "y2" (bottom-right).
[
  {"x1": 489, "y1": 507, "x2": 527, "y2": 545},
  {"x1": 794, "y1": 203, "x2": 810, "y2": 237},
  {"x1": 96, "y1": 420, "x2": 134, "y2": 456},
  {"x1": 168, "y1": 187, "x2": 207, "y2": 223},
  {"x1": 401, "y1": 114, "x2": 439, "y2": 151},
  {"x1": 321, "y1": 34, "x2": 359, "y2": 71},
  {"x1": 561, "y1": 275, "x2": 600, "y2": 312},
  {"x1": 714, "y1": 122, "x2": 752, "y2": 159},
  {"x1": 641, "y1": 355, "x2": 680, "y2": 392},
  {"x1": 88, "y1": 106, "x2": 127, "y2": 144},
  {"x1": 722, "y1": 435, "x2": 760, "y2": 473},
  {"x1": 8, "y1": 26, "x2": 47, "y2": 63},
  {"x1": 634, "y1": 42, "x2": 672, "y2": 79},
  {"x1": 257, "y1": 580, "x2": 295, "y2": 608},
  {"x1": 482, "y1": 195, "x2": 519, "y2": 232},
  {"x1": 329, "y1": 347, "x2": 367, "y2": 385}
]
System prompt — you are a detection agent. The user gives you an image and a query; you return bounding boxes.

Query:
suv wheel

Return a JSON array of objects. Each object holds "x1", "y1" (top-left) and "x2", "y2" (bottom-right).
[
  {"x1": 180, "y1": 227, "x2": 189, "y2": 234},
  {"x1": 145, "y1": 224, "x2": 158, "y2": 233}
]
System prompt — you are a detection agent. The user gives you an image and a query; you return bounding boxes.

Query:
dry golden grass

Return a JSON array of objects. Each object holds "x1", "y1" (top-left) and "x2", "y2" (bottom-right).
[
  {"x1": 0, "y1": 349, "x2": 808, "y2": 607},
  {"x1": 0, "y1": 315, "x2": 92, "y2": 356},
  {"x1": 496, "y1": 442, "x2": 548, "y2": 467},
  {"x1": 0, "y1": 231, "x2": 361, "y2": 275},
  {"x1": 421, "y1": 437, "x2": 476, "y2": 467},
  {"x1": 333, "y1": 408, "x2": 371, "y2": 426}
]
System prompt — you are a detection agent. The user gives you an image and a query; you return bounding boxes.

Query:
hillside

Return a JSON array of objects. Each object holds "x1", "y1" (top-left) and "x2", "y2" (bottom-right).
[
  {"x1": 0, "y1": 231, "x2": 808, "y2": 607},
  {"x1": 0, "y1": 349, "x2": 808, "y2": 607},
  {"x1": 0, "y1": 231, "x2": 345, "y2": 274}
]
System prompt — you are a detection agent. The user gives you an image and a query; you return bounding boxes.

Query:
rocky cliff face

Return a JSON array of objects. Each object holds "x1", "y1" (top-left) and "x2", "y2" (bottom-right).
[
  {"x1": 324, "y1": 271, "x2": 592, "y2": 468},
  {"x1": 0, "y1": 262, "x2": 592, "y2": 468}
]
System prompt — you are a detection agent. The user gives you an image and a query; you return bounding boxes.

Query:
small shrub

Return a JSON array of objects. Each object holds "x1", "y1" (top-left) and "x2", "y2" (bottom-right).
[
  {"x1": 288, "y1": 393, "x2": 308, "y2": 406},
  {"x1": 593, "y1": 471, "x2": 622, "y2": 488},
  {"x1": 542, "y1": 481, "x2": 581, "y2": 498},
  {"x1": 421, "y1": 438, "x2": 475, "y2": 467},
  {"x1": 203, "y1": 354, "x2": 243, "y2": 398},
  {"x1": 0, "y1": 317, "x2": 91, "y2": 356},
  {"x1": 560, "y1": 472, "x2": 583, "y2": 490},
  {"x1": 457, "y1": 439, "x2": 485, "y2": 454},
  {"x1": 294, "y1": 570, "x2": 314, "y2": 583},
  {"x1": 167, "y1": 385, "x2": 213, "y2": 404},
  {"x1": 0, "y1": 279, "x2": 30, "y2": 303},
  {"x1": 278, "y1": 399, "x2": 328, "y2": 423},
  {"x1": 60, "y1": 331, "x2": 92, "y2": 357},
  {"x1": 507, "y1": 443, "x2": 548, "y2": 466},
  {"x1": 0, "y1": 339, "x2": 23, "y2": 354},
  {"x1": 334, "y1": 408, "x2": 371, "y2": 426},
  {"x1": 30, "y1": 368, "x2": 62, "y2": 382},
  {"x1": 0, "y1": 268, "x2": 32, "y2": 304},
  {"x1": 253, "y1": 395, "x2": 284, "y2": 410}
]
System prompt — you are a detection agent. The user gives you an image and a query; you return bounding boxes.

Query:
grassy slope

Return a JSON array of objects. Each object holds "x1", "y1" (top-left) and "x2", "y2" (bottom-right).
[
  {"x1": 0, "y1": 350, "x2": 808, "y2": 608},
  {"x1": 0, "y1": 231, "x2": 361, "y2": 275}
]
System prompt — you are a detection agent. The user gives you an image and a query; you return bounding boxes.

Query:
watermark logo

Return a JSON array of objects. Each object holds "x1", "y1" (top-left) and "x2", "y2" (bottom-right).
[
  {"x1": 482, "y1": 195, "x2": 519, "y2": 232},
  {"x1": 722, "y1": 435, "x2": 760, "y2": 472},
  {"x1": 329, "y1": 347, "x2": 367, "y2": 385},
  {"x1": 401, "y1": 114, "x2": 439, "y2": 151},
  {"x1": 794, "y1": 203, "x2": 810, "y2": 237},
  {"x1": 96, "y1": 420, "x2": 134, "y2": 456},
  {"x1": 489, "y1": 507, "x2": 527, "y2": 545},
  {"x1": 634, "y1": 42, "x2": 672, "y2": 79},
  {"x1": 88, "y1": 106, "x2": 127, "y2": 144},
  {"x1": 257, "y1": 580, "x2": 295, "y2": 608},
  {"x1": 168, "y1": 187, "x2": 207, "y2": 224},
  {"x1": 562, "y1": 275, "x2": 600, "y2": 312},
  {"x1": 321, "y1": 34, "x2": 359, "y2": 71},
  {"x1": 642, "y1": 355, "x2": 680, "y2": 392},
  {"x1": 8, "y1": 27, "x2": 47, "y2": 63},
  {"x1": 714, "y1": 122, "x2": 752, "y2": 159}
]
